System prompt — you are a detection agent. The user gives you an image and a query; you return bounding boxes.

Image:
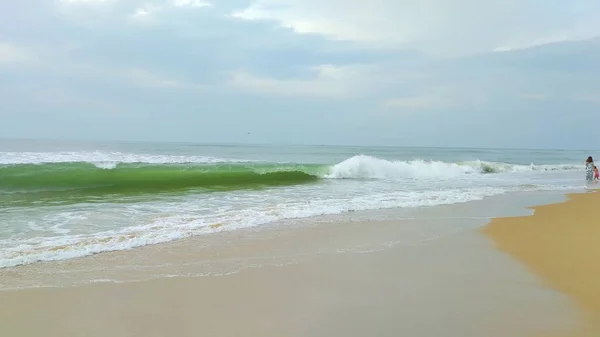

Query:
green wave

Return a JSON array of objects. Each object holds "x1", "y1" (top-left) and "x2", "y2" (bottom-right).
[{"x1": 0, "y1": 162, "x2": 325, "y2": 207}]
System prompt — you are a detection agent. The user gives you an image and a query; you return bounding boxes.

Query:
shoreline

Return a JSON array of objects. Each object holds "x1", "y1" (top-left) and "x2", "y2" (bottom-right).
[
  {"x1": 0, "y1": 189, "x2": 593, "y2": 336},
  {"x1": 0, "y1": 225, "x2": 578, "y2": 337},
  {"x1": 482, "y1": 190, "x2": 600, "y2": 336},
  {"x1": 0, "y1": 189, "x2": 572, "y2": 291}
]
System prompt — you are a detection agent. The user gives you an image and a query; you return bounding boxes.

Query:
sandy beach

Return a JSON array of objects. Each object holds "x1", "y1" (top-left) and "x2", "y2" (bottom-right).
[
  {"x1": 0, "y1": 190, "x2": 597, "y2": 337},
  {"x1": 483, "y1": 190, "x2": 600, "y2": 336}
]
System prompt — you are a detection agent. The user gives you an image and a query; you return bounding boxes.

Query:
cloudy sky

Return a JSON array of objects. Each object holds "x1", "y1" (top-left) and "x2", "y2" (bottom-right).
[{"x1": 1, "y1": 0, "x2": 599, "y2": 148}]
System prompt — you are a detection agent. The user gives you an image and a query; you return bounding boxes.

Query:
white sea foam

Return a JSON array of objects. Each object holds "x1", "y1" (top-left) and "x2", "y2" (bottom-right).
[
  {"x1": 93, "y1": 162, "x2": 119, "y2": 170},
  {"x1": 0, "y1": 151, "x2": 255, "y2": 166},
  {"x1": 0, "y1": 186, "x2": 516, "y2": 268},
  {"x1": 324, "y1": 155, "x2": 581, "y2": 179}
]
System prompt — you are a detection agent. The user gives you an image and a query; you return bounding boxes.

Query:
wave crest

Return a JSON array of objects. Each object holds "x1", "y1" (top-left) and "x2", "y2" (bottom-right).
[
  {"x1": 0, "y1": 154, "x2": 582, "y2": 203},
  {"x1": 325, "y1": 155, "x2": 581, "y2": 179},
  {"x1": 0, "y1": 151, "x2": 254, "y2": 165}
]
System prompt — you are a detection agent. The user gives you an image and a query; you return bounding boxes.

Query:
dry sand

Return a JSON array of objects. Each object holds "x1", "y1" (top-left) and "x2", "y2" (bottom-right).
[
  {"x1": 483, "y1": 191, "x2": 600, "y2": 337},
  {"x1": 0, "y1": 191, "x2": 594, "y2": 337}
]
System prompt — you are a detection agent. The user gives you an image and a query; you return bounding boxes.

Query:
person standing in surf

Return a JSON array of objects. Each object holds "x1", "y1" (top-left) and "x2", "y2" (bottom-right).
[{"x1": 585, "y1": 156, "x2": 594, "y2": 182}]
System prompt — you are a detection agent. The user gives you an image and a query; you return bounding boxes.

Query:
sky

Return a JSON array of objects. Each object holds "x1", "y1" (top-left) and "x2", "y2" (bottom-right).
[{"x1": 1, "y1": 0, "x2": 599, "y2": 149}]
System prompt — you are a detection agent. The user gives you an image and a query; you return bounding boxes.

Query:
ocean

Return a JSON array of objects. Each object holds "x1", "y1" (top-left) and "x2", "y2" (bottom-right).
[{"x1": 0, "y1": 139, "x2": 592, "y2": 269}]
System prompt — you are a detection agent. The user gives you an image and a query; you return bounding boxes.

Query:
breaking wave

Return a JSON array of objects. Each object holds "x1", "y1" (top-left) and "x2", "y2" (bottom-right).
[
  {"x1": 0, "y1": 153, "x2": 581, "y2": 195},
  {"x1": 324, "y1": 155, "x2": 581, "y2": 179}
]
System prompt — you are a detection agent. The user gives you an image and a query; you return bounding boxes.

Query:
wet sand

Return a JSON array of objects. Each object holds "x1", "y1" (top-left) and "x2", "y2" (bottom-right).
[
  {"x1": 0, "y1": 191, "x2": 591, "y2": 337},
  {"x1": 483, "y1": 191, "x2": 600, "y2": 336}
]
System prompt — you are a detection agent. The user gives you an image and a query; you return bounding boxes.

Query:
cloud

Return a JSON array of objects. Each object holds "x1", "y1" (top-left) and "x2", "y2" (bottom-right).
[
  {"x1": 382, "y1": 84, "x2": 489, "y2": 111},
  {"x1": 53, "y1": 62, "x2": 193, "y2": 90},
  {"x1": 32, "y1": 87, "x2": 123, "y2": 114},
  {"x1": 124, "y1": 68, "x2": 188, "y2": 88},
  {"x1": 0, "y1": 43, "x2": 31, "y2": 64},
  {"x1": 130, "y1": 3, "x2": 163, "y2": 20},
  {"x1": 55, "y1": 0, "x2": 213, "y2": 25},
  {"x1": 228, "y1": 64, "x2": 380, "y2": 98},
  {"x1": 172, "y1": 0, "x2": 211, "y2": 8},
  {"x1": 60, "y1": 0, "x2": 110, "y2": 3},
  {"x1": 129, "y1": 1, "x2": 211, "y2": 21},
  {"x1": 232, "y1": 0, "x2": 600, "y2": 55},
  {"x1": 518, "y1": 93, "x2": 549, "y2": 101},
  {"x1": 1, "y1": 0, "x2": 600, "y2": 148}
]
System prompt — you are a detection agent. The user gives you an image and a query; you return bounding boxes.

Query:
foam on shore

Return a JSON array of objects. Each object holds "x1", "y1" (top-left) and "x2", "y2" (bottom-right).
[
  {"x1": 0, "y1": 191, "x2": 582, "y2": 337},
  {"x1": 482, "y1": 191, "x2": 600, "y2": 336}
]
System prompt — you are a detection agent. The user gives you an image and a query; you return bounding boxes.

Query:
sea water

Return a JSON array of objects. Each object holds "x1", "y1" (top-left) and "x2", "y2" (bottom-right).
[{"x1": 0, "y1": 139, "x2": 591, "y2": 268}]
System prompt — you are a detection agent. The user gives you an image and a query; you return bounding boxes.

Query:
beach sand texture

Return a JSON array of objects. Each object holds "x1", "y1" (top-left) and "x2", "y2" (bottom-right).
[{"x1": 483, "y1": 191, "x2": 600, "y2": 337}]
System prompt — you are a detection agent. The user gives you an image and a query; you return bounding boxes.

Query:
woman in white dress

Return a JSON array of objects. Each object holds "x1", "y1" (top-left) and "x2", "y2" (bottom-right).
[{"x1": 585, "y1": 156, "x2": 594, "y2": 182}]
